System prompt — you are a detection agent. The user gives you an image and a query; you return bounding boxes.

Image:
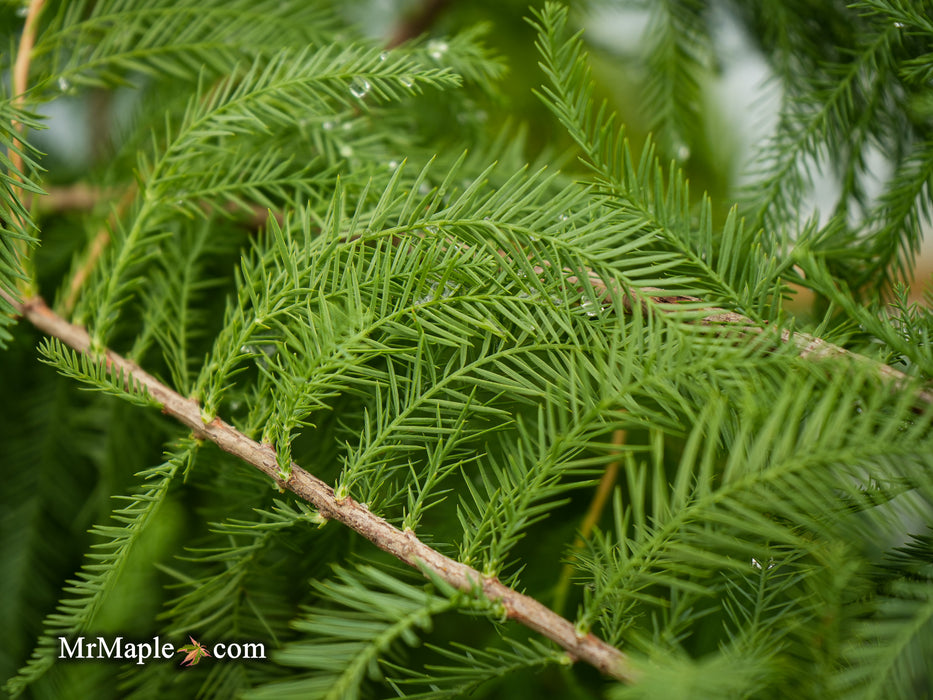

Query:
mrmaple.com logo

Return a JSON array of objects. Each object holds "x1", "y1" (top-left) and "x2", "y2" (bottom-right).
[{"x1": 58, "y1": 635, "x2": 266, "y2": 667}]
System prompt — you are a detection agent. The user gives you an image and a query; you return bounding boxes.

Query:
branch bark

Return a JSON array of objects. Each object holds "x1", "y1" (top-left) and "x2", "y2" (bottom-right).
[
  {"x1": 561, "y1": 265, "x2": 933, "y2": 406},
  {"x1": 4, "y1": 290, "x2": 641, "y2": 685}
]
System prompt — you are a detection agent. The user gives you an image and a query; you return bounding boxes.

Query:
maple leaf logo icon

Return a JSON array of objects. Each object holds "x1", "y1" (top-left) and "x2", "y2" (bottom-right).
[{"x1": 176, "y1": 636, "x2": 211, "y2": 667}]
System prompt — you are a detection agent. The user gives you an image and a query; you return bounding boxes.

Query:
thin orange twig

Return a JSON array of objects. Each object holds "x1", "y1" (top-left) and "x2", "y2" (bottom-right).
[
  {"x1": 7, "y1": 0, "x2": 46, "y2": 295},
  {"x1": 10, "y1": 0, "x2": 45, "y2": 180},
  {"x1": 60, "y1": 184, "x2": 137, "y2": 316},
  {"x1": 554, "y1": 429, "x2": 626, "y2": 614}
]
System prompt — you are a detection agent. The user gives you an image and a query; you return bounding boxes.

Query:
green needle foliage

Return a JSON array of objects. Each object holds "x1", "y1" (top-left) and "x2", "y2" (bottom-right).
[{"x1": 2, "y1": 1, "x2": 933, "y2": 698}]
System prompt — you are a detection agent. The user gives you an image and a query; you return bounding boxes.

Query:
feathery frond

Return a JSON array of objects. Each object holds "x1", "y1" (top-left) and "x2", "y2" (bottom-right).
[
  {"x1": 530, "y1": 3, "x2": 787, "y2": 318},
  {"x1": 4, "y1": 1, "x2": 933, "y2": 697},
  {"x1": 31, "y1": 0, "x2": 340, "y2": 91},
  {"x1": 5, "y1": 443, "x2": 194, "y2": 696},
  {"x1": 38, "y1": 336, "x2": 160, "y2": 408},
  {"x1": 247, "y1": 565, "x2": 496, "y2": 700}
]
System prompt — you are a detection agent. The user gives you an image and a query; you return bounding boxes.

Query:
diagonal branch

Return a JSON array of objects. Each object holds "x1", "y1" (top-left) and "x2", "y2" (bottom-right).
[
  {"x1": 560, "y1": 265, "x2": 933, "y2": 406},
  {"x1": 26, "y1": 182, "x2": 933, "y2": 404},
  {"x1": 3, "y1": 289, "x2": 641, "y2": 685}
]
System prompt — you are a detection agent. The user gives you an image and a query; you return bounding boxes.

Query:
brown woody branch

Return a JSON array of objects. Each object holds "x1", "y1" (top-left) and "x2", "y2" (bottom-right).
[
  {"x1": 40, "y1": 184, "x2": 120, "y2": 213},
  {"x1": 556, "y1": 265, "x2": 933, "y2": 406},
  {"x1": 3, "y1": 289, "x2": 641, "y2": 684}
]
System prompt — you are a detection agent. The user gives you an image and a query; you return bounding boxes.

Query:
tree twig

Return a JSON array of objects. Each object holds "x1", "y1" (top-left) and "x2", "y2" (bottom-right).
[
  {"x1": 3, "y1": 288, "x2": 641, "y2": 685},
  {"x1": 59, "y1": 184, "x2": 137, "y2": 316},
  {"x1": 10, "y1": 0, "x2": 45, "y2": 185},
  {"x1": 550, "y1": 264, "x2": 933, "y2": 406},
  {"x1": 40, "y1": 185, "x2": 120, "y2": 213},
  {"x1": 8, "y1": 0, "x2": 46, "y2": 294},
  {"x1": 554, "y1": 429, "x2": 626, "y2": 615},
  {"x1": 52, "y1": 184, "x2": 281, "y2": 315}
]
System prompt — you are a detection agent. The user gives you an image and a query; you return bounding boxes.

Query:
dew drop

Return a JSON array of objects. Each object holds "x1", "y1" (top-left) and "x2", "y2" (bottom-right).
[
  {"x1": 400, "y1": 75, "x2": 414, "y2": 89},
  {"x1": 16, "y1": 5, "x2": 28, "y2": 17},
  {"x1": 57, "y1": 76, "x2": 71, "y2": 93},
  {"x1": 379, "y1": 51, "x2": 389, "y2": 62},
  {"x1": 580, "y1": 299, "x2": 600, "y2": 318},
  {"x1": 675, "y1": 142, "x2": 691, "y2": 161},
  {"x1": 894, "y1": 21, "x2": 906, "y2": 28},
  {"x1": 427, "y1": 39, "x2": 449, "y2": 60},
  {"x1": 323, "y1": 121, "x2": 334, "y2": 131},
  {"x1": 339, "y1": 144, "x2": 354, "y2": 158},
  {"x1": 388, "y1": 160, "x2": 399, "y2": 170},
  {"x1": 342, "y1": 121, "x2": 353, "y2": 131},
  {"x1": 349, "y1": 77, "x2": 371, "y2": 99}
]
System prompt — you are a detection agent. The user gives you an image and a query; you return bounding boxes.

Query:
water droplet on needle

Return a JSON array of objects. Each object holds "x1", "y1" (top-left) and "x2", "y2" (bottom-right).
[{"x1": 349, "y1": 77, "x2": 371, "y2": 99}]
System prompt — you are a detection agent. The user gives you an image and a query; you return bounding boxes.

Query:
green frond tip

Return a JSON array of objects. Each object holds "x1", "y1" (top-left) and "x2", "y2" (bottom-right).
[
  {"x1": 4, "y1": 448, "x2": 189, "y2": 697},
  {"x1": 385, "y1": 639, "x2": 565, "y2": 699},
  {"x1": 247, "y1": 564, "x2": 496, "y2": 700},
  {"x1": 527, "y1": 2, "x2": 780, "y2": 315},
  {"x1": 37, "y1": 337, "x2": 161, "y2": 409},
  {"x1": 31, "y1": 0, "x2": 342, "y2": 91},
  {"x1": 833, "y1": 578, "x2": 933, "y2": 699}
]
